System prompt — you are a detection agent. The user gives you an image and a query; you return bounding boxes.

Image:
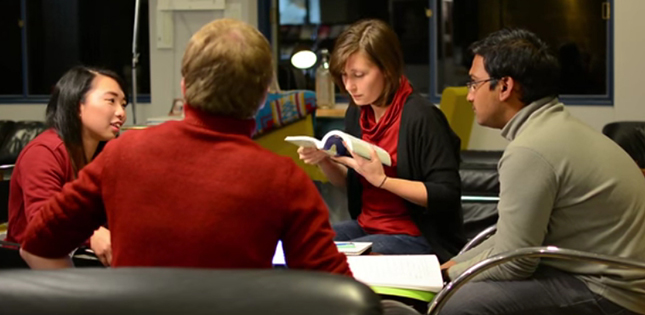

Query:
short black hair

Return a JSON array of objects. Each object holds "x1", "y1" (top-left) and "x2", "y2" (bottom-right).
[
  {"x1": 470, "y1": 28, "x2": 560, "y2": 105},
  {"x1": 45, "y1": 66, "x2": 128, "y2": 173}
]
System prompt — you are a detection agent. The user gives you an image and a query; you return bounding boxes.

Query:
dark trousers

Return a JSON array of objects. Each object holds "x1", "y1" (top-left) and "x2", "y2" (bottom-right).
[
  {"x1": 382, "y1": 266, "x2": 641, "y2": 315},
  {"x1": 332, "y1": 220, "x2": 432, "y2": 254}
]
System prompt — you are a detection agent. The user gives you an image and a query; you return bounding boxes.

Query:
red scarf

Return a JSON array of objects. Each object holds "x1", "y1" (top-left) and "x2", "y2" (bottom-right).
[{"x1": 359, "y1": 76, "x2": 413, "y2": 142}]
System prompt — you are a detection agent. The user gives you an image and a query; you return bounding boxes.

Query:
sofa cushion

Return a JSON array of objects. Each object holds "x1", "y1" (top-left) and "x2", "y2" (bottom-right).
[{"x1": 254, "y1": 90, "x2": 316, "y2": 137}]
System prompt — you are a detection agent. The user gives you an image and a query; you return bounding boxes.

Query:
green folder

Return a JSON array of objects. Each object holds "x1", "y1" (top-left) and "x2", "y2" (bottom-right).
[{"x1": 371, "y1": 286, "x2": 435, "y2": 302}]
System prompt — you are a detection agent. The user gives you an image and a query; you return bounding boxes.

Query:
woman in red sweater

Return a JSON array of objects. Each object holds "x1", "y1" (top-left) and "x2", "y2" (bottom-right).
[
  {"x1": 6, "y1": 66, "x2": 128, "y2": 266},
  {"x1": 298, "y1": 19, "x2": 464, "y2": 259}
]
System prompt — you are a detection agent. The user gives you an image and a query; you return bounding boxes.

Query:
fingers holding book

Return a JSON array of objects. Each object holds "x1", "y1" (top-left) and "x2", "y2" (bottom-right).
[
  {"x1": 297, "y1": 146, "x2": 330, "y2": 165},
  {"x1": 333, "y1": 143, "x2": 386, "y2": 187}
]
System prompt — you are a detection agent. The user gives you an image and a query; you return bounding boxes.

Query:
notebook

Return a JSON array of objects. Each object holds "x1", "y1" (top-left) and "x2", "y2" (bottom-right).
[
  {"x1": 346, "y1": 255, "x2": 444, "y2": 301},
  {"x1": 335, "y1": 242, "x2": 373, "y2": 255}
]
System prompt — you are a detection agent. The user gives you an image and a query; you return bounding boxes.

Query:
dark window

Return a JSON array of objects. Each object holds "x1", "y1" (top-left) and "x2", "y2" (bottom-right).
[
  {"x1": 0, "y1": 0, "x2": 23, "y2": 96},
  {"x1": 432, "y1": 0, "x2": 613, "y2": 105},
  {"x1": 0, "y1": 0, "x2": 150, "y2": 102},
  {"x1": 276, "y1": 0, "x2": 430, "y2": 93}
]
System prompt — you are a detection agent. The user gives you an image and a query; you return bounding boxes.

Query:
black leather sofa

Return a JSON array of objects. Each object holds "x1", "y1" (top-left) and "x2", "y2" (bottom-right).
[
  {"x1": 459, "y1": 150, "x2": 502, "y2": 241},
  {"x1": 0, "y1": 120, "x2": 47, "y2": 167},
  {"x1": 0, "y1": 120, "x2": 47, "y2": 223},
  {"x1": 0, "y1": 268, "x2": 383, "y2": 315}
]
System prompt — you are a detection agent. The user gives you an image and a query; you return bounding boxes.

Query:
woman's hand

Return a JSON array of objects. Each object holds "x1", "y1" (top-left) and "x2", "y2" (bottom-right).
[
  {"x1": 334, "y1": 145, "x2": 386, "y2": 187},
  {"x1": 297, "y1": 146, "x2": 330, "y2": 165},
  {"x1": 90, "y1": 226, "x2": 112, "y2": 266}
]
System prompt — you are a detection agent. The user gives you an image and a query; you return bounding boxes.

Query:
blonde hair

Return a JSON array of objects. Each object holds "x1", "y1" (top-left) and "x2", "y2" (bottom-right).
[
  {"x1": 181, "y1": 18, "x2": 273, "y2": 119},
  {"x1": 330, "y1": 19, "x2": 404, "y2": 107}
]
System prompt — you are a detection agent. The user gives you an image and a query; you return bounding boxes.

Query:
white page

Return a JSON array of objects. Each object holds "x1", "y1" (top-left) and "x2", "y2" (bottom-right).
[{"x1": 347, "y1": 255, "x2": 443, "y2": 292}]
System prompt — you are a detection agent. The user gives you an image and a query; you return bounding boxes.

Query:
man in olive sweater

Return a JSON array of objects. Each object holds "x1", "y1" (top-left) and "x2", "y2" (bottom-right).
[{"x1": 385, "y1": 29, "x2": 645, "y2": 315}]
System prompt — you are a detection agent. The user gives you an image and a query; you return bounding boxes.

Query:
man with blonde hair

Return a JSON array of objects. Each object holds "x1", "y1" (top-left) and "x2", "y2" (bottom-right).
[{"x1": 19, "y1": 18, "x2": 351, "y2": 276}]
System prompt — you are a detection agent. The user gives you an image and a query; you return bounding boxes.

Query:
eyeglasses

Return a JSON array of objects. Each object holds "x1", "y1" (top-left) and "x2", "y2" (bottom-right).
[{"x1": 466, "y1": 78, "x2": 498, "y2": 92}]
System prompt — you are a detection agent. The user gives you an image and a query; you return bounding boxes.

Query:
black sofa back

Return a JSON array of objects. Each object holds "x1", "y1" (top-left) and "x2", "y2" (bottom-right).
[
  {"x1": 460, "y1": 150, "x2": 502, "y2": 240},
  {"x1": 0, "y1": 120, "x2": 47, "y2": 166},
  {"x1": 0, "y1": 268, "x2": 382, "y2": 315},
  {"x1": 0, "y1": 120, "x2": 46, "y2": 223},
  {"x1": 602, "y1": 121, "x2": 645, "y2": 168}
]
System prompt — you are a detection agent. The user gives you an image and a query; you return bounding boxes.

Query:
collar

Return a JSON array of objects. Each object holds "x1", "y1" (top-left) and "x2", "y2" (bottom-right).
[
  {"x1": 182, "y1": 104, "x2": 257, "y2": 137},
  {"x1": 501, "y1": 97, "x2": 560, "y2": 141}
]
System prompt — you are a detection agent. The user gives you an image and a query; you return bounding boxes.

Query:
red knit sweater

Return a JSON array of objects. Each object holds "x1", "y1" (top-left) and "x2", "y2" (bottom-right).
[
  {"x1": 21, "y1": 106, "x2": 351, "y2": 275},
  {"x1": 6, "y1": 129, "x2": 75, "y2": 244}
]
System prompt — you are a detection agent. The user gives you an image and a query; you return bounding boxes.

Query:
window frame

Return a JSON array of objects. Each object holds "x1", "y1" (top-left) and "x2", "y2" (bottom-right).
[{"x1": 428, "y1": 0, "x2": 614, "y2": 106}]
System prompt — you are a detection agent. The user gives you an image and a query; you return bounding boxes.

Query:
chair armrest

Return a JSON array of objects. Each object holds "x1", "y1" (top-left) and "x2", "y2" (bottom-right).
[
  {"x1": 0, "y1": 164, "x2": 15, "y2": 180},
  {"x1": 427, "y1": 246, "x2": 645, "y2": 315},
  {"x1": 458, "y1": 224, "x2": 497, "y2": 255},
  {"x1": 0, "y1": 239, "x2": 21, "y2": 248}
]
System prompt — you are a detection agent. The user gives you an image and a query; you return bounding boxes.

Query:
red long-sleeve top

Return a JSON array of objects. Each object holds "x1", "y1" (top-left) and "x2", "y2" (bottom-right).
[
  {"x1": 6, "y1": 129, "x2": 75, "y2": 244},
  {"x1": 21, "y1": 105, "x2": 351, "y2": 275}
]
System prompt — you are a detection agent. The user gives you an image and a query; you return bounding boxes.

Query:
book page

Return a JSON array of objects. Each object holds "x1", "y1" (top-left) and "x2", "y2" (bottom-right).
[
  {"x1": 347, "y1": 255, "x2": 443, "y2": 292},
  {"x1": 321, "y1": 130, "x2": 392, "y2": 166},
  {"x1": 284, "y1": 136, "x2": 322, "y2": 149}
]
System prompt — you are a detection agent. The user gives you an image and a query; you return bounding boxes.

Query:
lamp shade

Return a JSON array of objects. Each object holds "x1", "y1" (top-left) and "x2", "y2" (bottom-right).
[{"x1": 291, "y1": 49, "x2": 317, "y2": 69}]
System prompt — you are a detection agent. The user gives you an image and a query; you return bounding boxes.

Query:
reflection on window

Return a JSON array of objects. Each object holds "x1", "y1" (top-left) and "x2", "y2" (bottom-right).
[
  {"x1": 279, "y1": 0, "x2": 320, "y2": 25},
  {"x1": 434, "y1": 0, "x2": 612, "y2": 103}
]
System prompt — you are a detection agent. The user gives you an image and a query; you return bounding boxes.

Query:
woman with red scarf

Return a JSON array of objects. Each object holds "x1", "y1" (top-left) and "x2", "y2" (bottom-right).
[{"x1": 298, "y1": 19, "x2": 464, "y2": 260}]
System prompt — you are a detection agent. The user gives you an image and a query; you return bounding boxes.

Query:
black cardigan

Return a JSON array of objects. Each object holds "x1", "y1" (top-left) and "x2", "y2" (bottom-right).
[{"x1": 344, "y1": 93, "x2": 465, "y2": 262}]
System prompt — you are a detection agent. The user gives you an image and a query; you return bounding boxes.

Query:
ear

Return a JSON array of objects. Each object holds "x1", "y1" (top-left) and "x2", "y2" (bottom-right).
[
  {"x1": 78, "y1": 101, "x2": 85, "y2": 117},
  {"x1": 180, "y1": 78, "x2": 186, "y2": 99},
  {"x1": 498, "y1": 77, "x2": 515, "y2": 102},
  {"x1": 258, "y1": 90, "x2": 269, "y2": 111}
]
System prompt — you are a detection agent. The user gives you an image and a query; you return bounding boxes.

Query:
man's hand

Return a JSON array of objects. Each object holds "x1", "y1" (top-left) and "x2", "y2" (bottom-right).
[
  {"x1": 90, "y1": 226, "x2": 112, "y2": 266},
  {"x1": 440, "y1": 260, "x2": 457, "y2": 282},
  {"x1": 441, "y1": 260, "x2": 456, "y2": 270}
]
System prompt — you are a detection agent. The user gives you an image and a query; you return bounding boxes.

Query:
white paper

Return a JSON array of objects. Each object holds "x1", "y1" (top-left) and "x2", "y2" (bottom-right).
[{"x1": 347, "y1": 255, "x2": 444, "y2": 292}]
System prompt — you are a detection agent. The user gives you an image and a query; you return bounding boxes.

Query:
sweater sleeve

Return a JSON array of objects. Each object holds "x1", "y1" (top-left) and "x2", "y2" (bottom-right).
[
  {"x1": 452, "y1": 235, "x2": 496, "y2": 264},
  {"x1": 448, "y1": 146, "x2": 557, "y2": 281},
  {"x1": 18, "y1": 144, "x2": 68, "y2": 224},
  {"x1": 21, "y1": 150, "x2": 109, "y2": 258},
  {"x1": 280, "y1": 163, "x2": 352, "y2": 276},
  {"x1": 413, "y1": 106, "x2": 461, "y2": 214}
]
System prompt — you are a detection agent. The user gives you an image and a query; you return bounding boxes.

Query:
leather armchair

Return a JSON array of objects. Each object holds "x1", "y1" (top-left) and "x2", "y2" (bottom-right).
[
  {"x1": 0, "y1": 268, "x2": 383, "y2": 315},
  {"x1": 602, "y1": 121, "x2": 645, "y2": 168}
]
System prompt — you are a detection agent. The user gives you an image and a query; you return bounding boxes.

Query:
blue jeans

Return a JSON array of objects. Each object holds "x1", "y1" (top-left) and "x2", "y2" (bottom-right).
[
  {"x1": 381, "y1": 266, "x2": 641, "y2": 315},
  {"x1": 332, "y1": 220, "x2": 432, "y2": 255}
]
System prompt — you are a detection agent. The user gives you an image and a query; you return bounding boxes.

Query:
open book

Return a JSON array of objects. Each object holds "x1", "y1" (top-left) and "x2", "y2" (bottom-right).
[
  {"x1": 347, "y1": 255, "x2": 444, "y2": 301},
  {"x1": 284, "y1": 130, "x2": 392, "y2": 166}
]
